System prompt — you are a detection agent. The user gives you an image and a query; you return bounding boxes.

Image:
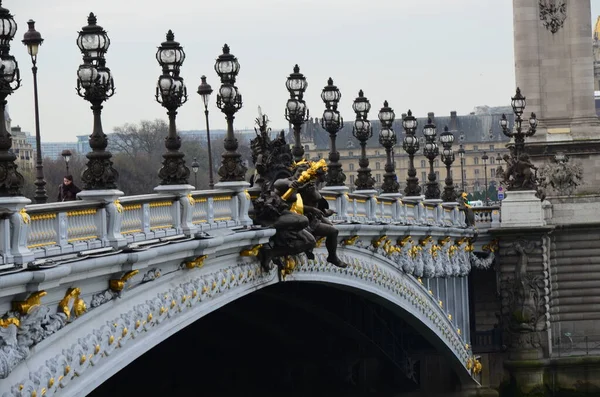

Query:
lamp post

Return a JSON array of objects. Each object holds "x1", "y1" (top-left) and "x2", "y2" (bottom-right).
[
  {"x1": 215, "y1": 44, "x2": 245, "y2": 182},
  {"x1": 155, "y1": 30, "x2": 189, "y2": 185},
  {"x1": 440, "y1": 126, "x2": 456, "y2": 202},
  {"x1": 285, "y1": 64, "x2": 308, "y2": 162},
  {"x1": 197, "y1": 75, "x2": 214, "y2": 188},
  {"x1": 482, "y1": 151, "x2": 489, "y2": 205},
  {"x1": 61, "y1": 149, "x2": 72, "y2": 175},
  {"x1": 191, "y1": 157, "x2": 199, "y2": 188},
  {"x1": 76, "y1": 13, "x2": 118, "y2": 190},
  {"x1": 401, "y1": 110, "x2": 421, "y2": 196},
  {"x1": 321, "y1": 77, "x2": 344, "y2": 186},
  {"x1": 500, "y1": 87, "x2": 537, "y2": 158},
  {"x1": 458, "y1": 144, "x2": 466, "y2": 193},
  {"x1": 352, "y1": 90, "x2": 375, "y2": 190},
  {"x1": 378, "y1": 101, "x2": 399, "y2": 193},
  {"x1": 422, "y1": 117, "x2": 440, "y2": 199},
  {"x1": 22, "y1": 19, "x2": 46, "y2": 203},
  {"x1": 0, "y1": 2, "x2": 23, "y2": 197},
  {"x1": 496, "y1": 152, "x2": 502, "y2": 185}
]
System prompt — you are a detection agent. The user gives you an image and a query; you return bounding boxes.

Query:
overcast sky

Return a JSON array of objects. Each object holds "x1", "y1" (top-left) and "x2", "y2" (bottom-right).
[{"x1": 5, "y1": 0, "x2": 600, "y2": 142}]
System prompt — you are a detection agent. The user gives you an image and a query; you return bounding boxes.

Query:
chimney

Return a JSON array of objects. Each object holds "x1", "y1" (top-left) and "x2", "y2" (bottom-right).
[
  {"x1": 450, "y1": 111, "x2": 457, "y2": 131},
  {"x1": 427, "y1": 112, "x2": 435, "y2": 124}
]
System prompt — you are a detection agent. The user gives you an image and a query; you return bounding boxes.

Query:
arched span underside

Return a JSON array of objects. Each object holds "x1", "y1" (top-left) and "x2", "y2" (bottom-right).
[{"x1": 0, "y1": 247, "x2": 475, "y2": 397}]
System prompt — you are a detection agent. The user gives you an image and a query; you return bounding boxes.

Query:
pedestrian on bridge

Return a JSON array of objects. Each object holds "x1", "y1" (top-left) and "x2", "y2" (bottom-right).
[{"x1": 57, "y1": 175, "x2": 81, "y2": 202}]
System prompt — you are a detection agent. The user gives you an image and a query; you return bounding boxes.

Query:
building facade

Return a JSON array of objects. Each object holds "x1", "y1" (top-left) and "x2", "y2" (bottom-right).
[{"x1": 10, "y1": 126, "x2": 34, "y2": 172}]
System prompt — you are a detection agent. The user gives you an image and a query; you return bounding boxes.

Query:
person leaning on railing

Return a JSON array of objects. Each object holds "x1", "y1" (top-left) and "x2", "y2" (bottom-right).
[{"x1": 57, "y1": 175, "x2": 81, "y2": 202}]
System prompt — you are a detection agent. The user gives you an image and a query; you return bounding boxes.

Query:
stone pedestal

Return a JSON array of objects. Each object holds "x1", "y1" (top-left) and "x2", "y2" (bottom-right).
[
  {"x1": 214, "y1": 181, "x2": 252, "y2": 226},
  {"x1": 500, "y1": 190, "x2": 544, "y2": 228},
  {"x1": 78, "y1": 189, "x2": 127, "y2": 249},
  {"x1": 322, "y1": 185, "x2": 350, "y2": 219},
  {"x1": 0, "y1": 197, "x2": 34, "y2": 265}
]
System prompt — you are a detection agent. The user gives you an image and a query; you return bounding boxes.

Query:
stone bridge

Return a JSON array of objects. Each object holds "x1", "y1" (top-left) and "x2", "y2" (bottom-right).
[{"x1": 0, "y1": 187, "x2": 497, "y2": 396}]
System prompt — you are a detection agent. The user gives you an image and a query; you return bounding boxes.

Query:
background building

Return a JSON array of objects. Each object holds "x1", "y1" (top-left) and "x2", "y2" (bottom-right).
[{"x1": 10, "y1": 126, "x2": 34, "y2": 172}]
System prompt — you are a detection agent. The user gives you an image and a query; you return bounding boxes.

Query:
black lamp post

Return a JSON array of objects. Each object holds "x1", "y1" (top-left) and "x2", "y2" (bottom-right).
[
  {"x1": 422, "y1": 117, "x2": 440, "y2": 199},
  {"x1": 215, "y1": 44, "x2": 245, "y2": 182},
  {"x1": 500, "y1": 87, "x2": 537, "y2": 158},
  {"x1": 285, "y1": 65, "x2": 308, "y2": 162},
  {"x1": 458, "y1": 144, "x2": 466, "y2": 192},
  {"x1": 401, "y1": 110, "x2": 421, "y2": 196},
  {"x1": 0, "y1": 2, "x2": 23, "y2": 197},
  {"x1": 197, "y1": 75, "x2": 214, "y2": 188},
  {"x1": 352, "y1": 90, "x2": 375, "y2": 191},
  {"x1": 482, "y1": 151, "x2": 489, "y2": 205},
  {"x1": 22, "y1": 19, "x2": 46, "y2": 203},
  {"x1": 440, "y1": 126, "x2": 456, "y2": 202},
  {"x1": 155, "y1": 30, "x2": 189, "y2": 185},
  {"x1": 321, "y1": 77, "x2": 345, "y2": 186},
  {"x1": 61, "y1": 149, "x2": 72, "y2": 175},
  {"x1": 76, "y1": 13, "x2": 118, "y2": 190},
  {"x1": 496, "y1": 152, "x2": 502, "y2": 184},
  {"x1": 191, "y1": 157, "x2": 199, "y2": 188},
  {"x1": 378, "y1": 101, "x2": 399, "y2": 194}
]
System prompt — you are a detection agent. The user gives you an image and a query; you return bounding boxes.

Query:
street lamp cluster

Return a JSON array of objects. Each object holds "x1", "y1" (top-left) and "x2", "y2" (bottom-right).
[{"x1": 0, "y1": 3, "x2": 530, "y2": 207}]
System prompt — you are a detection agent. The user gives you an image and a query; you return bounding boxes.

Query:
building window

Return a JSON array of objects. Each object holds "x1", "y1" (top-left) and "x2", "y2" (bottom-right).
[
  {"x1": 376, "y1": 174, "x2": 381, "y2": 183},
  {"x1": 317, "y1": 153, "x2": 322, "y2": 158},
  {"x1": 434, "y1": 160, "x2": 439, "y2": 168},
  {"x1": 348, "y1": 151, "x2": 353, "y2": 157},
  {"x1": 435, "y1": 171, "x2": 439, "y2": 180},
  {"x1": 421, "y1": 171, "x2": 427, "y2": 181},
  {"x1": 475, "y1": 169, "x2": 480, "y2": 175},
  {"x1": 490, "y1": 169, "x2": 495, "y2": 177},
  {"x1": 350, "y1": 175, "x2": 355, "y2": 185},
  {"x1": 473, "y1": 145, "x2": 478, "y2": 151},
  {"x1": 376, "y1": 162, "x2": 381, "y2": 170},
  {"x1": 349, "y1": 163, "x2": 354, "y2": 171},
  {"x1": 490, "y1": 156, "x2": 495, "y2": 165},
  {"x1": 375, "y1": 150, "x2": 380, "y2": 156},
  {"x1": 489, "y1": 144, "x2": 494, "y2": 150},
  {"x1": 420, "y1": 159, "x2": 426, "y2": 168},
  {"x1": 304, "y1": 145, "x2": 309, "y2": 151},
  {"x1": 473, "y1": 157, "x2": 479, "y2": 165}
]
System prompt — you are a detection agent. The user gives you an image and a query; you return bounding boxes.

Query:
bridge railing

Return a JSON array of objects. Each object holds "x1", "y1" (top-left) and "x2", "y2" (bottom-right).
[
  {"x1": 322, "y1": 189, "x2": 467, "y2": 227},
  {"x1": 472, "y1": 206, "x2": 501, "y2": 230},
  {"x1": 0, "y1": 188, "x2": 252, "y2": 268}
]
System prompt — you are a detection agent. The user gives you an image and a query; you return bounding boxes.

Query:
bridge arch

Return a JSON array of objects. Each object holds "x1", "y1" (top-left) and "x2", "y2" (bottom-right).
[{"x1": 0, "y1": 246, "x2": 476, "y2": 397}]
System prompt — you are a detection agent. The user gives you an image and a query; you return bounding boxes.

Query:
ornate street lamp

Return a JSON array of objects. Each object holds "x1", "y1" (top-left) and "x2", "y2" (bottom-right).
[
  {"x1": 191, "y1": 157, "x2": 199, "y2": 188},
  {"x1": 422, "y1": 117, "x2": 440, "y2": 199},
  {"x1": 401, "y1": 110, "x2": 421, "y2": 196},
  {"x1": 22, "y1": 19, "x2": 46, "y2": 203},
  {"x1": 352, "y1": 90, "x2": 375, "y2": 191},
  {"x1": 215, "y1": 44, "x2": 245, "y2": 182},
  {"x1": 0, "y1": 2, "x2": 23, "y2": 197},
  {"x1": 321, "y1": 77, "x2": 344, "y2": 186},
  {"x1": 458, "y1": 144, "x2": 466, "y2": 192},
  {"x1": 482, "y1": 151, "x2": 489, "y2": 205},
  {"x1": 197, "y1": 75, "x2": 215, "y2": 188},
  {"x1": 155, "y1": 30, "x2": 189, "y2": 185},
  {"x1": 500, "y1": 87, "x2": 537, "y2": 158},
  {"x1": 76, "y1": 13, "x2": 117, "y2": 190},
  {"x1": 440, "y1": 126, "x2": 456, "y2": 202},
  {"x1": 285, "y1": 64, "x2": 308, "y2": 162},
  {"x1": 61, "y1": 149, "x2": 72, "y2": 175},
  {"x1": 378, "y1": 101, "x2": 399, "y2": 193}
]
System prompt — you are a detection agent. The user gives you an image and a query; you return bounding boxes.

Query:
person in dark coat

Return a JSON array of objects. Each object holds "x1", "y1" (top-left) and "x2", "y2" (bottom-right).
[{"x1": 57, "y1": 175, "x2": 81, "y2": 202}]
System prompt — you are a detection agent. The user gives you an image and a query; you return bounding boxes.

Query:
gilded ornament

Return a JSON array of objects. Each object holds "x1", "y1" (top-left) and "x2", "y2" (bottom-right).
[
  {"x1": 315, "y1": 236, "x2": 326, "y2": 248},
  {"x1": 448, "y1": 245, "x2": 458, "y2": 257},
  {"x1": 186, "y1": 194, "x2": 195, "y2": 206},
  {"x1": 80, "y1": 354, "x2": 86, "y2": 365},
  {"x1": 419, "y1": 236, "x2": 433, "y2": 246},
  {"x1": 13, "y1": 291, "x2": 47, "y2": 315},
  {"x1": 466, "y1": 358, "x2": 473, "y2": 370},
  {"x1": 64, "y1": 365, "x2": 71, "y2": 375},
  {"x1": 408, "y1": 245, "x2": 422, "y2": 258},
  {"x1": 457, "y1": 328, "x2": 461, "y2": 335},
  {"x1": 185, "y1": 255, "x2": 208, "y2": 269},
  {"x1": 373, "y1": 235, "x2": 388, "y2": 248},
  {"x1": 430, "y1": 244, "x2": 441, "y2": 258},
  {"x1": 438, "y1": 300, "x2": 443, "y2": 308},
  {"x1": 108, "y1": 335, "x2": 114, "y2": 345},
  {"x1": 448, "y1": 314, "x2": 452, "y2": 321},
  {"x1": 280, "y1": 256, "x2": 297, "y2": 279},
  {"x1": 147, "y1": 313, "x2": 153, "y2": 321},
  {"x1": 342, "y1": 235, "x2": 359, "y2": 245},
  {"x1": 58, "y1": 288, "x2": 86, "y2": 320},
  {"x1": 438, "y1": 236, "x2": 451, "y2": 246},
  {"x1": 397, "y1": 236, "x2": 412, "y2": 247},
  {"x1": 0, "y1": 317, "x2": 20, "y2": 328},
  {"x1": 113, "y1": 200, "x2": 123, "y2": 213},
  {"x1": 473, "y1": 359, "x2": 482, "y2": 374},
  {"x1": 18, "y1": 208, "x2": 30, "y2": 224},
  {"x1": 239, "y1": 244, "x2": 262, "y2": 257},
  {"x1": 109, "y1": 270, "x2": 139, "y2": 292},
  {"x1": 48, "y1": 378, "x2": 55, "y2": 388},
  {"x1": 482, "y1": 239, "x2": 499, "y2": 253},
  {"x1": 122, "y1": 328, "x2": 128, "y2": 337},
  {"x1": 94, "y1": 345, "x2": 100, "y2": 354}
]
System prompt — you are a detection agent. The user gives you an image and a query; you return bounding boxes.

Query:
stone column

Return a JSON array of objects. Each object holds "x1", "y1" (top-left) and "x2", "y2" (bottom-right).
[{"x1": 513, "y1": 0, "x2": 600, "y2": 142}]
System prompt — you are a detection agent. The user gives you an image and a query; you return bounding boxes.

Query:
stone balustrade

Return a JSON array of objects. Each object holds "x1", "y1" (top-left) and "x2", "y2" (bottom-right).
[
  {"x1": 472, "y1": 206, "x2": 501, "y2": 230},
  {"x1": 0, "y1": 188, "x2": 475, "y2": 272}
]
